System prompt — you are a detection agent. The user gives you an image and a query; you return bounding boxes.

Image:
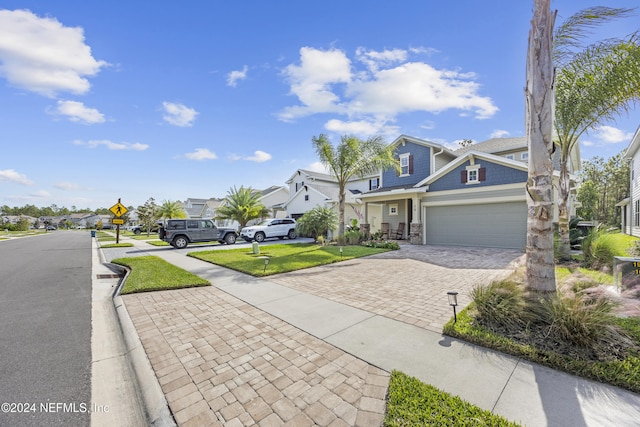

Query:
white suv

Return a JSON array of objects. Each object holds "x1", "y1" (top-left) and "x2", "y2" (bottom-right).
[{"x1": 240, "y1": 218, "x2": 297, "y2": 243}]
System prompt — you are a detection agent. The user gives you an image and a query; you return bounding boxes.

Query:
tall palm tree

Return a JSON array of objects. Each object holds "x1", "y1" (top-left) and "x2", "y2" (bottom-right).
[
  {"x1": 158, "y1": 200, "x2": 187, "y2": 219},
  {"x1": 216, "y1": 186, "x2": 269, "y2": 229},
  {"x1": 525, "y1": 0, "x2": 556, "y2": 292},
  {"x1": 312, "y1": 134, "x2": 398, "y2": 240},
  {"x1": 553, "y1": 6, "x2": 640, "y2": 260}
]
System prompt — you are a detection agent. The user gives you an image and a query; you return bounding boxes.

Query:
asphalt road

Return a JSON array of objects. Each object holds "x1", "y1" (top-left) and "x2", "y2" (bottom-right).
[{"x1": 0, "y1": 231, "x2": 92, "y2": 427}]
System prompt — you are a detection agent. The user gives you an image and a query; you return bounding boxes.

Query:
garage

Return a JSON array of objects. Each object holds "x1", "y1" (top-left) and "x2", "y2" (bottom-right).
[{"x1": 424, "y1": 201, "x2": 527, "y2": 249}]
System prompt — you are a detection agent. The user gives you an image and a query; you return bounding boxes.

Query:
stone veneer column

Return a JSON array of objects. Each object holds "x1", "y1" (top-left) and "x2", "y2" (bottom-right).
[{"x1": 409, "y1": 222, "x2": 423, "y2": 245}]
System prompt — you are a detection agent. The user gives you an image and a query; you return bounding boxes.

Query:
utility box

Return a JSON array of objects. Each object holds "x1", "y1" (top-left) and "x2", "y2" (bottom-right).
[
  {"x1": 252, "y1": 241, "x2": 260, "y2": 254},
  {"x1": 614, "y1": 256, "x2": 640, "y2": 296}
]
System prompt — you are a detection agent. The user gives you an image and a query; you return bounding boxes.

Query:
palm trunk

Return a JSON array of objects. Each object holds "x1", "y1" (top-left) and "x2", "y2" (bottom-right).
[
  {"x1": 525, "y1": 0, "x2": 557, "y2": 293},
  {"x1": 338, "y1": 183, "x2": 346, "y2": 240},
  {"x1": 557, "y1": 158, "x2": 572, "y2": 261}
]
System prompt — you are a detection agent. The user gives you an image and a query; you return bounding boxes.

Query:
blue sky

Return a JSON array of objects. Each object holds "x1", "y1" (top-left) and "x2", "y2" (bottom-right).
[{"x1": 1, "y1": 1, "x2": 638, "y2": 210}]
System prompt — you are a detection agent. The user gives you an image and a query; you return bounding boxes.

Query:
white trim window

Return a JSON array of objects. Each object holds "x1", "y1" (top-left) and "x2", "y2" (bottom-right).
[
  {"x1": 505, "y1": 154, "x2": 514, "y2": 160},
  {"x1": 389, "y1": 204, "x2": 398, "y2": 215},
  {"x1": 399, "y1": 153, "x2": 412, "y2": 176},
  {"x1": 461, "y1": 164, "x2": 486, "y2": 184},
  {"x1": 521, "y1": 152, "x2": 529, "y2": 161}
]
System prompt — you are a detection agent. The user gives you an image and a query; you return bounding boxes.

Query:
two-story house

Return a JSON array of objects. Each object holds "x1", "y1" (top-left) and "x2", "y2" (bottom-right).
[
  {"x1": 359, "y1": 134, "x2": 580, "y2": 249},
  {"x1": 284, "y1": 169, "x2": 378, "y2": 231}
]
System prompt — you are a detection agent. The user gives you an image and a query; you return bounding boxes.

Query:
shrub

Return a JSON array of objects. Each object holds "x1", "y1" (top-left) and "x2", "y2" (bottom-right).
[
  {"x1": 295, "y1": 207, "x2": 337, "y2": 239},
  {"x1": 344, "y1": 230, "x2": 364, "y2": 245},
  {"x1": 361, "y1": 240, "x2": 399, "y2": 250},
  {"x1": 471, "y1": 280, "x2": 527, "y2": 330},
  {"x1": 584, "y1": 229, "x2": 637, "y2": 270}
]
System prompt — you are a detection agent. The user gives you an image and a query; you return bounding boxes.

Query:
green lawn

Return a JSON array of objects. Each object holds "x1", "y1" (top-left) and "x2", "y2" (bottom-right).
[
  {"x1": 189, "y1": 243, "x2": 391, "y2": 276},
  {"x1": 111, "y1": 255, "x2": 210, "y2": 294},
  {"x1": 385, "y1": 371, "x2": 520, "y2": 426}
]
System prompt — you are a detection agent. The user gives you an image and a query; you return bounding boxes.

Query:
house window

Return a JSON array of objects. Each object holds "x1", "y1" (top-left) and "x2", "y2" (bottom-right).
[
  {"x1": 521, "y1": 152, "x2": 529, "y2": 161},
  {"x1": 399, "y1": 153, "x2": 413, "y2": 176},
  {"x1": 462, "y1": 165, "x2": 486, "y2": 184},
  {"x1": 295, "y1": 181, "x2": 304, "y2": 192},
  {"x1": 389, "y1": 204, "x2": 398, "y2": 215},
  {"x1": 505, "y1": 154, "x2": 514, "y2": 160},
  {"x1": 369, "y1": 178, "x2": 379, "y2": 190},
  {"x1": 636, "y1": 200, "x2": 640, "y2": 226},
  {"x1": 304, "y1": 195, "x2": 309, "y2": 201}
]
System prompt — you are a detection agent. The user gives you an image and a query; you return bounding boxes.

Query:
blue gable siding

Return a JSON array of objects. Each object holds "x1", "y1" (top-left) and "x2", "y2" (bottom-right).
[
  {"x1": 429, "y1": 159, "x2": 528, "y2": 192},
  {"x1": 381, "y1": 142, "x2": 431, "y2": 188}
]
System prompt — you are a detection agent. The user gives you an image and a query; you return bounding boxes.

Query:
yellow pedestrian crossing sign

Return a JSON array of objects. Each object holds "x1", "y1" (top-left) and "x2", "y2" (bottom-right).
[{"x1": 110, "y1": 202, "x2": 128, "y2": 217}]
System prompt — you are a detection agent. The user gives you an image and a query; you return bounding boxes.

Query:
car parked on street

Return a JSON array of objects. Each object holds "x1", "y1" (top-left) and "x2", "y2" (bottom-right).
[
  {"x1": 240, "y1": 218, "x2": 296, "y2": 243},
  {"x1": 158, "y1": 219, "x2": 237, "y2": 248}
]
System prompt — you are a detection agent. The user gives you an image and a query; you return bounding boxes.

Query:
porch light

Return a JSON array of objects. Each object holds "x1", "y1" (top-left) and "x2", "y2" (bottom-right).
[
  {"x1": 263, "y1": 257, "x2": 270, "y2": 273},
  {"x1": 447, "y1": 291, "x2": 459, "y2": 323}
]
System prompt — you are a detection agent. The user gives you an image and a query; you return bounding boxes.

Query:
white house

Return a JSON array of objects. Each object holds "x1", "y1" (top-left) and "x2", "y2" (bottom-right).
[{"x1": 621, "y1": 126, "x2": 640, "y2": 236}]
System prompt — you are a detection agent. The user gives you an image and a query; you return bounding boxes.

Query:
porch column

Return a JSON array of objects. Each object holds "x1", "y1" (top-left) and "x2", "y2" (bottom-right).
[{"x1": 410, "y1": 195, "x2": 423, "y2": 245}]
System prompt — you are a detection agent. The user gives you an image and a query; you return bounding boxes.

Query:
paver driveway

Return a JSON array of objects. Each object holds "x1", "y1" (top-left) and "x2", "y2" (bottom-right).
[{"x1": 269, "y1": 244, "x2": 525, "y2": 333}]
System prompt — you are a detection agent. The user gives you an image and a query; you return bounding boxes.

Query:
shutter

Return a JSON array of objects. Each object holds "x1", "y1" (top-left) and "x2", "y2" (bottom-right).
[
  {"x1": 461, "y1": 170, "x2": 467, "y2": 183},
  {"x1": 479, "y1": 167, "x2": 486, "y2": 181},
  {"x1": 408, "y1": 155, "x2": 414, "y2": 174}
]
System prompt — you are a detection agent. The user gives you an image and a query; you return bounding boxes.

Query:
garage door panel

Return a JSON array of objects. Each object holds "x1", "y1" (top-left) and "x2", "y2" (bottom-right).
[{"x1": 425, "y1": 202, "x2": 526, "y2": 249}]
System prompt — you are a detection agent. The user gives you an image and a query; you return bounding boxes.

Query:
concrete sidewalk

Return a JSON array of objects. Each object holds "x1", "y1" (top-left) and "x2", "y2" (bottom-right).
[{"x1": 99, "y1": 236, "x2": 640, "y2": 426}]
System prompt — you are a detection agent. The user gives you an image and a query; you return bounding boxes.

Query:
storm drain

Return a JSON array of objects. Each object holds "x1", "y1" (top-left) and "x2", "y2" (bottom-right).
[{"x1": 96, "y1": 274, "x2": 121, "y2": 279}]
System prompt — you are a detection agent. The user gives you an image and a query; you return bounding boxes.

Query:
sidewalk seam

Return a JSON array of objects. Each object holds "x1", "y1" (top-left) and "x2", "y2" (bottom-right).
[{"x1": 491, "y1": 357, "x2": 521, "y2": 414}]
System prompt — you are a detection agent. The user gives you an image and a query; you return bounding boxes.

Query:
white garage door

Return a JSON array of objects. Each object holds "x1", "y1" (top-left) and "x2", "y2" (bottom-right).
[{"x1": 425, "y1": 202, "x2": 526, "y2": 249}]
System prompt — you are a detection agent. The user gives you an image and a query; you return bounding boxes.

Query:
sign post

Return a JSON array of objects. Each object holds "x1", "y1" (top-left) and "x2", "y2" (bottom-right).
[{"x1": 109, "y1": 198, "x2": 128, "y2": 244}]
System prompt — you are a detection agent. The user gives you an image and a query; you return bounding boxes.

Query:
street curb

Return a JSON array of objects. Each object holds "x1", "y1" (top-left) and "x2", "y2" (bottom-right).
[{"x1": 100, "y1": 257, "x2": 176, "y2": 426}]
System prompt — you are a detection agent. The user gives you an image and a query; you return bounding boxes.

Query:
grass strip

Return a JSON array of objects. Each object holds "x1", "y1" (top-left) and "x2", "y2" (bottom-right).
[
  {"x1": 444, "y1": 305, "x2": 640, "y2": 394},
  {"x1": 384, "y1": 370, "x2": 520, "y2": 426},
  {"x1": 111, "y1": 255, "x2": 210, "y2": 294},
  {"x1": 100, "y1": 243, "x2": 134, "y2": 248},
  {"x1": 189, "y1": 243, "x2": 389, "y2": 276}
]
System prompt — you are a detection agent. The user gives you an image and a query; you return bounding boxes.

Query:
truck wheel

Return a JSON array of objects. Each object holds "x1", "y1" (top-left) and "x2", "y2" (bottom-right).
[
  {"x1": 288, "y1": 229, "x2": 296, "y2": 239},
  {"x1": 224, "y1": 233, "x2": 237, "y2": 245},
  {"x1": 134, "y1": 229, "x2": 141, "y2": 235},
  {"x1": 254, "y1": 232, "x2": 265, "y2": 243},
  {"x1": 173, "y1": 236, "x2": 188, "y2": 249}
]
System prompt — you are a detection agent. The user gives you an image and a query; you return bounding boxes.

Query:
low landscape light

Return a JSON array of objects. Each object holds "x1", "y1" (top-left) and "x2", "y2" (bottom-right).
[
  {"x1": 339, "y1": 246, "x2": 343, "y2": 257},
  {"x1": 447, "y1": 291, "x2": 459, "y2": 323},
  {"x1": 263, "y1": 257, "x2": 270, "y2": 273}
]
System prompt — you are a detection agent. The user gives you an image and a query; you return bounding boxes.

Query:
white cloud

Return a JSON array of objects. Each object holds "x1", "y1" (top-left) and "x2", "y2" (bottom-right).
[
  {"x1": 306, "y1": 161, "x2": 330, "y2": 174},
  {"x1": 593, "y1": 125, "x2": 634, "y2": 144},
  {"x1": 227, "y1": 65, "x2": 248, "y2": 87},
  {"x1": 55, "y1": 100, "x2": 105, "y2": 124},
  {"x1": 324, "y1": 119, "x2": 399, "y2": 137},
  {"x1": 229, "y1": 150, "x2": 272, "y2": 163},
  {"x1": 278, "y1": 46, "x2": 498, "y2": 128},
  {"x1": 54, "y1": 181, "x2": 81, "y2": 190},
  {"x1": 73, "y1": 139, "x2": 149, "y2": 151},
  {"x1": 0, "y1": 169, "x2": 33, "y2": 185},
  {"x1": 490, "y1": 129, "x2": 511, "y2": 138},
  {"x1": 582, "y1": 140, "x2": 594, "y2": 147},
  {"x1": 0, "y1": 9, "x2": 108, "y2": 97},
  {"x1": 185, "y1": 148, "x2": 217, "y2": 160},
  {"x1": 162, "y1": 102, "x2": 198, "y2": 127},
  {"x1": 29, "y1": 190, "x2": 50, "y2": 198}
]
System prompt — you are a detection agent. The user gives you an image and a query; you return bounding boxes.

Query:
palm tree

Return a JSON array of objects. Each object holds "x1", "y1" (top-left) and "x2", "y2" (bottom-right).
[
  {"x1": 525, "y1": 0, "x2": 556, "y2": 292},
  {"x1": 553, "y1": 6, "x2": 640, "y2": 260},
  {"x1": 158, "y1": 200, "x2": 187, "y2": 219},
  {"x1": 216, "y1": 186, "x2": 269, "y2": 229},
  {"x1": 312, "y1": 134, "x2": 398, "y2": 240}
]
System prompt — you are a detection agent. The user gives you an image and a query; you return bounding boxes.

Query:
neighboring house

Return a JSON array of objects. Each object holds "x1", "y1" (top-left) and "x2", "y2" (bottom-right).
[
  {"x1": 258, "y1": 185, "x2": 289, "y2": 219},
  {"x1": 620, "y1": 126, "x2": 640, "y2": 236},
  {"x1": 182, "y1": 198, "x2": 222, "y2": 218},
  {"x1": 359, "y1": 134, "x2": 581, "y2": 250},
  {"x1": 283, "y1": 169, "x2": 377, "y2": 232}
]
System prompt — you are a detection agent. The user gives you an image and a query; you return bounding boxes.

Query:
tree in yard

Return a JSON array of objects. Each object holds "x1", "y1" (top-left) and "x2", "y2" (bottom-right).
[
  {"x1": 295, "y1": 206, "x2": 338, "y2": 240},
  {"x1": 525, "y1": 0, "x2": 557, "y2": 292},
  {"x1": 157, "y1": 200, "x2": 187, "y2": 219},
  {"x1": 553, "y1": 6, "x2": 640, "y2": 260},
  {"x1": 312, "y1": 134, "x2": 398, "y2": 240},
  {"x1": 216, "y1": 186, "x2": 269, "y2": 230},
  {"x1": 136, "y1": 197, "x2": 160, "y2": 236}
]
